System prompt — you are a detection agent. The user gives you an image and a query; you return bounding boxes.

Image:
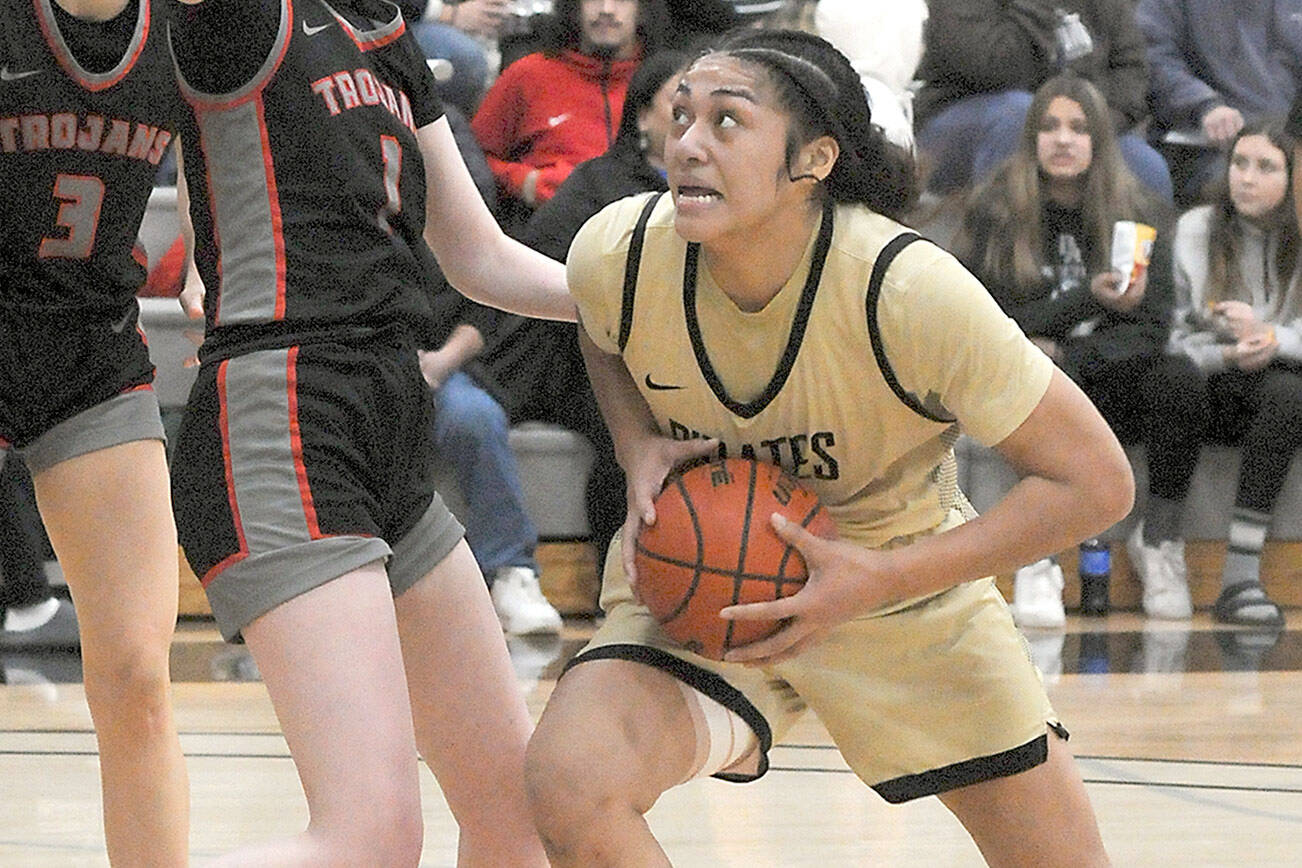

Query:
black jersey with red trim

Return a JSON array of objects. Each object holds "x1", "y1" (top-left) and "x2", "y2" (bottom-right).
[
  {"x1": 168, "y1": 0, "x2": 445, "y2": 350},
  {"x1": 0, "y1": 0, "x2": 180, "y2": 315}
]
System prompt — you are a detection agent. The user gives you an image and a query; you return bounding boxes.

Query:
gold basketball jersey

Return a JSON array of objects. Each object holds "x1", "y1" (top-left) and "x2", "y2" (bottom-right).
[{"x1": 569, "y1": 193, "x2": 1053, "y2": 550}]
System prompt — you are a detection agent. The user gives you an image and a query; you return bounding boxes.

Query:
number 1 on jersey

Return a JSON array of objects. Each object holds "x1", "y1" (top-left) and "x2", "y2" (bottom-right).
[
  {"x1": 378, "y1": 135, "x2": 402, "y2": 235},
  {"x1": 39, "y1": 174, "x2": 105, "y2": 260}
]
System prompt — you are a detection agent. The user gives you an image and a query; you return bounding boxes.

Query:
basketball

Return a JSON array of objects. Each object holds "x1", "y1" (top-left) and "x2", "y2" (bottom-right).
[{"x1": 634, "y1": 457, "x2": 838, "y2": 660}]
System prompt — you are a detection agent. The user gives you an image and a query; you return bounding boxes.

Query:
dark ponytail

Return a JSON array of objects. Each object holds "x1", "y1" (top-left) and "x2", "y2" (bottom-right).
[{"x1": 704, "y1": 28, "x2": 918, "y2": 219}]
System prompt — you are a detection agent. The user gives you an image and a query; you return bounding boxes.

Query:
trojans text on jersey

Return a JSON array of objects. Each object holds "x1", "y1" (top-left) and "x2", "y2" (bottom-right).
[
  {"x1": 310, "y1": 67, "x2": 416, "y2": 133},
  {"x1": 0, "y1": 112, "x2": 171, "y2": 164}
]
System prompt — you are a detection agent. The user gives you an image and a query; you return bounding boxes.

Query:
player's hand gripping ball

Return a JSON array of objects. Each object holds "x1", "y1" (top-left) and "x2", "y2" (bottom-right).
[{"x1": 634, "y1": 457, "x2": 837, "y2": 660}]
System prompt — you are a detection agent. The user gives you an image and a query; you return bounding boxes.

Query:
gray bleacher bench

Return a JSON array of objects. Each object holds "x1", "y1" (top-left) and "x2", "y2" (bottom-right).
[
  {"x1": 955, "y1": 436, "x2": 1302, "y2": 542},
  {"x1": 137, "y1": 185, "x2": 596, "y2": 542}
]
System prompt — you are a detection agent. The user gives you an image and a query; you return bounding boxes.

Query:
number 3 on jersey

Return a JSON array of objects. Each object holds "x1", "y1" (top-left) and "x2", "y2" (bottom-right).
[{"x1": 39, "y1": 173, "x2": 105, "y2": 260}]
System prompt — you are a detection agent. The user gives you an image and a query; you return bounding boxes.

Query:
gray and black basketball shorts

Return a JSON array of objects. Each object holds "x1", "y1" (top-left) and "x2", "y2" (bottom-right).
[
  {"x1": 171, "y1": 334, "x2": 464, "y2": 641},
  {"x1": 0, "y1": 301, "x2": 163, "y2": 474}
]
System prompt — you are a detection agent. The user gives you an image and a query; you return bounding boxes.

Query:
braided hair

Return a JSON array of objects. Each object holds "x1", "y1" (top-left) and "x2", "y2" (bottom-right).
[{"x1": 699, "y1": 28, "x2": 918, "y2": 218}]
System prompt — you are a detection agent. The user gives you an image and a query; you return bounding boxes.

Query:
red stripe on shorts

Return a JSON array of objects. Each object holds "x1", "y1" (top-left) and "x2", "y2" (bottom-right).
[
  {"x1": 203, "y1": 359, "x2": 249, "y2": 587},
  {"x1": 286, "y1": 346, "x2": 322, "y2": 538}
]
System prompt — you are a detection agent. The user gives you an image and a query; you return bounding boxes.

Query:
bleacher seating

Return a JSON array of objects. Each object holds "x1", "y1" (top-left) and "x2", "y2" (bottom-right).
[{"x1": 140, "y1": 186, "x2": 1301, "y2": 614}]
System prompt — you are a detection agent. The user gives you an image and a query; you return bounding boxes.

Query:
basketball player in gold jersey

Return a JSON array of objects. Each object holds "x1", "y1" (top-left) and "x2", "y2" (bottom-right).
[{"x1": 525, "y1": 29, "x2": 1124, "y2": 866}]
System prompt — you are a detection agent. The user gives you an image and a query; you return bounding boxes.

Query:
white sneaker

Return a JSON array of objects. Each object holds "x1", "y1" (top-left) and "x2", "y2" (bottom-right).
[
  {"x1": 491, "y1": 567, "x2": 562, "y2": 635},
  {"x1": 1010, "y1": 559, "x2": 1066, "y2": 628},
  {"x1": 505, "y1": 633, "x2": 564, "y2": 692},
  {"x1": 1126, "y1": 523, "x2": 1192, "y2": 620},
  {"x1": 1024, "y1": 632, "x2": 1065, "y2": 682}
]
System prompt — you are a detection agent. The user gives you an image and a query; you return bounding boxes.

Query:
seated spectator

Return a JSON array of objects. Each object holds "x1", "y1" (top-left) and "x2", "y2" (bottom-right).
[
  {"x1": 421, "y1": 49, "x2": 688, "y2": 625},
  {"x1": 471, "y1": 0, "x2": 668, "y2": 230},
  {"x1": 398, "y1": 0, "x2": 511, "y2": 117},
  {"x1": 916, "y1": 0, "x2": 1172, "y2": 201},
  {"x1": 956, "y1": 75, "x2": 1174, "y2": 627},
  {"x1": 813, "y1": 0, "x2": 928, "y2": 151},
  {"x1": 1134, "y1": 120, "x2": 1302, "y2": 628},
  {"x1": 417, "y1": 320, "x2": 564, "y2": 635},
  {"x1": 1136, "y1": 0, "x2": 1302, "y2": 209},
  {"x1": 520, "y1": 48, "x2": 687, "y2": 258}
]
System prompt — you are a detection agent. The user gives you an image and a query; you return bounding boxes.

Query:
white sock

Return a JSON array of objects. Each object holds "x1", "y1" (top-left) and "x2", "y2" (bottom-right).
[{"x1": 4, "y1": 597, "x2": 60, "y2": 632}]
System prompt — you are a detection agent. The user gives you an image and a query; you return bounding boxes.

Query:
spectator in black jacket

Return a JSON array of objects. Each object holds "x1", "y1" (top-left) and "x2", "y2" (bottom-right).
[
  {"x1": 916, "y1": 0, "x2": 1172, "y2": 200},
  {"x1": 956, "y1": 75, "x2": 1174, "y2": 628}
]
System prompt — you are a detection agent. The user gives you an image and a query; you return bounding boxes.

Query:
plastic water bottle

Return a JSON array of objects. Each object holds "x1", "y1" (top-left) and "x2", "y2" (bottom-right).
[{"x1": 1078, "y1": 538, "x2": 1110, "y2": 616}]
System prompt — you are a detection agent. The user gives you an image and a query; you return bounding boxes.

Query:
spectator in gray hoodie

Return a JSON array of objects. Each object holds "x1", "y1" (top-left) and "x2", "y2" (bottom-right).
[{"x1": 1137, "y1": 0, "x2": 1302, "y2": 206}]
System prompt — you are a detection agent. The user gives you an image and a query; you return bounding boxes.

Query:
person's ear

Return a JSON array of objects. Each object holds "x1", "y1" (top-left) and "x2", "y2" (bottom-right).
[{"x1": 795, "y1": 135, "x2": 839, "y2": 184}]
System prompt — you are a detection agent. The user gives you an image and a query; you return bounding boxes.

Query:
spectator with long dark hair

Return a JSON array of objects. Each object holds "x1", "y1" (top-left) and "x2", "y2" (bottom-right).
[
  {"x1": 957, "y1": 74, "x2": 1175, "y2": 626},
  {"x1": 916, "y1": 0, "x2": 1172, "y2": 200}
]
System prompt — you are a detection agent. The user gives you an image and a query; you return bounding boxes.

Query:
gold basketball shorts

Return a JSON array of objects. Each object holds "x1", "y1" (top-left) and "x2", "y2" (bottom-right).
[{"x1": 566, "y1": 531, "x2": 1062, "y2": 803}]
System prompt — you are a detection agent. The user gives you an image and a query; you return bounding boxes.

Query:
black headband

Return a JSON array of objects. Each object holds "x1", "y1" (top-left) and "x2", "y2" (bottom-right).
[{"x1": 726, "y1": 47, "x2": 841, "y2": 115}]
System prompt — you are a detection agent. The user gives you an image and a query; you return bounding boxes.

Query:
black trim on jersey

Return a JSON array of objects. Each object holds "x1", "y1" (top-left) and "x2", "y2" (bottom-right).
[
  {"x1": 865, "y1": 233, "x2": 957, "y2": 424},
  {"x1": 50, "y1": 0, "x2": 138, "y2": 75},
  {"x1": 563, "y1": 643, "x2": 774, "y2": 783},
  {"x1": 872, "y1": 732, "x2": 1053, "y2": 804},
  {"x1": 617, "y1": 191, "x2": 665, "y2": 352},
  {"x1": 169, "y1": 0, "x2": 288, "y2": 102},
  {"x1": 683, "y1": 199, "x2": 835, "y2": 420},
  {"x1": 35, "y1": 0, "x2": 149, "y2": 91}
]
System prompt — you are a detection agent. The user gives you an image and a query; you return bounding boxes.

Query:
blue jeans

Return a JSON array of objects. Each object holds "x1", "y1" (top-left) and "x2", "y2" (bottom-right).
[
  {"x1": 409, "y1": 22, "x2": 490, "y2": 117},
  {"x1": 918, "y1": 90, "x2": 1174, "y2": 202},
  {"x1": 432, "y1": 372, "x2": 538, "y2": 576}
]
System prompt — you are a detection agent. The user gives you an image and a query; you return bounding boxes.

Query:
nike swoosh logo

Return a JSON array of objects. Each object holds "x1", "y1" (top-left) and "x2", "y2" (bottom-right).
[
  {"x1": 0, "y1": 66, "x2": 41, "y2": 81},
  {"x1": 547, "y1": 113, "x2": 570, "y2": 128},
  {"x1": 110, "y1": 306, "x2": 135, "y2": 334},
  {"x1": 302, "y1": 20, "x2": 333, "y2": 36},
  {"x1": 644, "y1": 374, "x2": 684, "y2": 391}
]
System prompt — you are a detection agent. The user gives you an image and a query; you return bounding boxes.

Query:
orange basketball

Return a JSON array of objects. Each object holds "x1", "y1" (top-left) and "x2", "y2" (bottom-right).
[{"x1": 634, "y1": 457, "x2": 838, "y2": 660}]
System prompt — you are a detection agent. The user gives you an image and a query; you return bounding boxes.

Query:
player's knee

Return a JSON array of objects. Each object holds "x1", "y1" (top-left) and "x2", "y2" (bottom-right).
[
  {"x1": 524, "y1": 729, "x2": 611, "y2": 845},
  {"x1": 81, "y1": 639, "x2": 172, "y2": 735}
]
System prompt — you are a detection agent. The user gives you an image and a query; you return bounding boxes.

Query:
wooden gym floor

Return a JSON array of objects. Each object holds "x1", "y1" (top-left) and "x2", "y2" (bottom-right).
[
  {"x1": 5, "y1": 535, "x2": 1302, "y2": 865},
  {"x1": 2, "y1": 608, "x2": 1300, "y2": 866}
]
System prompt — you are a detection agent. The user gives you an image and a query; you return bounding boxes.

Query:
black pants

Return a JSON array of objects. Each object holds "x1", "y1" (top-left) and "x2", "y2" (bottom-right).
[
  {"x1": 0, "y1": 452, "x2": 53, "y2": 610},
  {"x1": 495, "y1": 328, "x2": 625, "y2": 566},
  {"x1": 1143, "y1": 355, "x2": 1302, "y2": 514},
  {"x1": 1068, "y1": 350, "x2": 1162, "y2": 447}
]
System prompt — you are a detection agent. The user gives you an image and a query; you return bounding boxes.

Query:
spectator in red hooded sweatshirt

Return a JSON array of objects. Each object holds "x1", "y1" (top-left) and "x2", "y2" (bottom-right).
[{"x1": 471, "y1": 0, "x2": 668, "y2": 230}]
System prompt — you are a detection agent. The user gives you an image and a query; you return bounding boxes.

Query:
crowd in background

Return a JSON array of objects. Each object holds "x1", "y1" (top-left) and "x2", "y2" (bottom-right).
[{"x1": 5, "y1": 0, "x2": 1301, "y2": 652}]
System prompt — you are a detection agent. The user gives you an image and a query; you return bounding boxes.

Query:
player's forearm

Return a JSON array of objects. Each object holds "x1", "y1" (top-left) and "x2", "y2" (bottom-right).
[
  {"x1": 578, "y1": 325, "x2": 661, "y2": 472},
  {"x1": 461, "y1": 234, "x2": 576, "y2": 321},
  {"x1": 864, "y1": 369, "x2": 1134, "y2": 607},
  {"x1": 419, "y1": 119, "x2": 575, "y2": 322}
]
